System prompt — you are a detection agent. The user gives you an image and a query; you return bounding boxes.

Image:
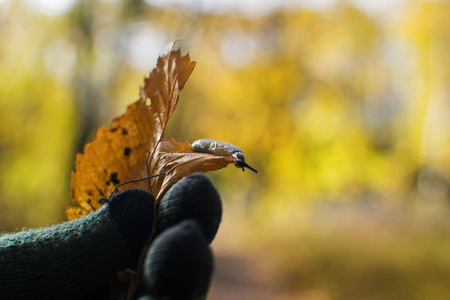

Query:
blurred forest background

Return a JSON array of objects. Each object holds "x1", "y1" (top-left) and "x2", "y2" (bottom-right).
[{"x1": 0, "y1": 0, "x2": 450, "y2": 299}]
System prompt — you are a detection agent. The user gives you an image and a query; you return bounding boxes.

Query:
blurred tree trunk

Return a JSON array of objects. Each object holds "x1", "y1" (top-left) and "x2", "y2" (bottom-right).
[
  {"x1": 70, "y1": 0, "x2": 103, "y2": 155},
  {"x1": 69, "y1": 0, "x2": 149, "y2": 156}
]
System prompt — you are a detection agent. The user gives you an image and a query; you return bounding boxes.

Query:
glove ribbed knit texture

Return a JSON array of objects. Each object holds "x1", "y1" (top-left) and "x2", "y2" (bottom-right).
[{"x1": 0, "y1": 188, "x2": 154, "y2": 300}]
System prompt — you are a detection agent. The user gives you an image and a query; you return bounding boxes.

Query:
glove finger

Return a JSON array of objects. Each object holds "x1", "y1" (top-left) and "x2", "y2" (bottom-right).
[
  {"x1": 108, "y1": 188, "x2": 155, "y2": 256},
  {"x1": 143, "y1": 219, "x2": 213, "y2": 300},
  {"x1": 156, "y1": 173, "x2": 222, "y2": 244}
]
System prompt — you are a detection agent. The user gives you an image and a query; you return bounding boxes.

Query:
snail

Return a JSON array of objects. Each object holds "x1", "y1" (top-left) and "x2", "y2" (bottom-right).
[{"x1": 191, "y1": 139, "x2": 258, "y2": 173}]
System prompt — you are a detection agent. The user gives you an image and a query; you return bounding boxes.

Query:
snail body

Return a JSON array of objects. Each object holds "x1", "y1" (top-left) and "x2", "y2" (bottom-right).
[{"x1": 191, "y1": 139, "x2": 258, "y2": 173}]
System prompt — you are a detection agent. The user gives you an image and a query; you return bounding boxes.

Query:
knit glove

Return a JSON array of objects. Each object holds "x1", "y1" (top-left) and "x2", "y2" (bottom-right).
[
  {"x1": 0, "y1": 173, "x2": 222, "y2": 300},
  {"x1": 139, "y1": 173, "x2": 222, "y2": 300}
]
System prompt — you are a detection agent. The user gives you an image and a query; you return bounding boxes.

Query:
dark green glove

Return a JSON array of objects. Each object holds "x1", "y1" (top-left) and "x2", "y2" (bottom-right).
[
  {"x1": 0, "y1": 173, "x2": 222, "y2": 300},
  {"x1": 140, "y1": 173, "x2": 222, "y2": 300},
  {"x1": 0, "y1": 188, "x2": 154, "y2": 299},
  {"x1": 142, "y1": 219, "x2": 213, "y2": 300}
]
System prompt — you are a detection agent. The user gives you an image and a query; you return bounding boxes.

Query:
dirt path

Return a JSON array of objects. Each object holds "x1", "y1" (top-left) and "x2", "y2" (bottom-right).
[{"x1": 209, "y1": 251, "x2": 281, "y2": 300}]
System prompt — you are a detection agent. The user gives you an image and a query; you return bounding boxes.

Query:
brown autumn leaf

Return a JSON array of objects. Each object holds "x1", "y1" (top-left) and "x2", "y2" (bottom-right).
[
  {"x1": 68, "y1": 42, "x2": 242, "y2": 220},
  {"x1": 148, "y1": 137, "x2": 234, "y2": 202},
  {"x1": 68, "y1": 41, "x2": 196, "y2": 220}
]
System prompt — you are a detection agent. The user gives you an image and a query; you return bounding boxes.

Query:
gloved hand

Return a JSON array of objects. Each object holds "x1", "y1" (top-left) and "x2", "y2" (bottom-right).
[{"x1": 0, "y1": 173, "x2": 222, "y2": 300}]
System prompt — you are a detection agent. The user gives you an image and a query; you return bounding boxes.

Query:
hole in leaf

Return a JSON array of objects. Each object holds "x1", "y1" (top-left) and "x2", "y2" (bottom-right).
[{"x1": 124, "y1": 147, "x2": 131, "y2": 156}]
